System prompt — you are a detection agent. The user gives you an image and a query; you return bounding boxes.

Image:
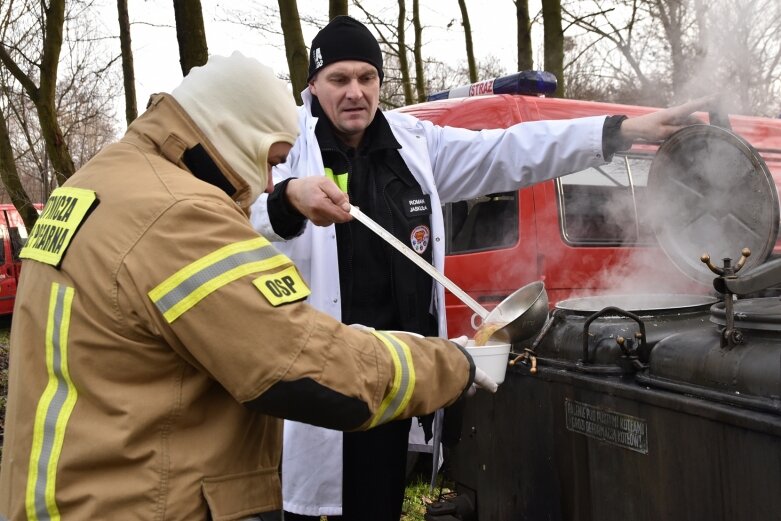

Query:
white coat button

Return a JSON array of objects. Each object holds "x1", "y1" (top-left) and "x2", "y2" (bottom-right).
[
  {"x1": 435, "y1": 237, "x2": 441, "y2": 242},
  {"x1": 332, "y1": 298, "x2": 338, "y2": 303}
]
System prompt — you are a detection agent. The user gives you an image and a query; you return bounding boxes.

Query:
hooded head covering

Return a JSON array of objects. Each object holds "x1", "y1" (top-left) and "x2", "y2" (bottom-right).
[
  {"x1": 308, "y1": 16, "x2": 384, "y2": 83},
  {"x1": 171, "y1": 51, "x2": 299, "y2": 205}
]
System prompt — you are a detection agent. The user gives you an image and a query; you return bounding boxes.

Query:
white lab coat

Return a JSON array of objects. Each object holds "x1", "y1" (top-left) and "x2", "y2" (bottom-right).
[{"x1": 250, "y1": 89, "x2": 608, "y2": 516}]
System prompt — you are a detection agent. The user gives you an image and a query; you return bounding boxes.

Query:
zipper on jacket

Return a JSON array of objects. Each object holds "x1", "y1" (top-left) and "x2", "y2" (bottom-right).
[
  {"x1": 382, "y1": 183, "x2": 397, "y2": 311},
  {"x1": 343, "y1": 152, "x2": 355, "y2": 317},
  {"x1": 322, "y1": 144, "x2": 355, "y2": 319}
]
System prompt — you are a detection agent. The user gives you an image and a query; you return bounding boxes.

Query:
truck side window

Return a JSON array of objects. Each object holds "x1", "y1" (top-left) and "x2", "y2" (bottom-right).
[
  {"x1": 8, "y1": 227, "x2": 25, "y2": 262},
  {"x1": 445, "y1": 191, "x2": 519, "y2": 254},
  {"x1": 557, "y1": 154, "x2": 656, "y2": 246}
]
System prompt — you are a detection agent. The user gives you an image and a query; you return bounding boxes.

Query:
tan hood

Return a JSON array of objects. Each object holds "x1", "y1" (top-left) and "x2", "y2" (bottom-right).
[{"x1": 170, "y1": 51, "x2": 299, "y2": 207}]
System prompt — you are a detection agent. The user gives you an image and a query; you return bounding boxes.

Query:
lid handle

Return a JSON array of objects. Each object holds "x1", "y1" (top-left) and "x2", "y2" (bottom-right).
[{"x1": 701, "y1": 247, "x2": 751, "y2": 277}]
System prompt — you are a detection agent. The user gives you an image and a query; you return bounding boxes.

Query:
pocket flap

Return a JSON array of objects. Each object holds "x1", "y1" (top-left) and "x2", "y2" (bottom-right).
[{"x1": 202, "y1": 467, "x2": 281, "y2": 521}]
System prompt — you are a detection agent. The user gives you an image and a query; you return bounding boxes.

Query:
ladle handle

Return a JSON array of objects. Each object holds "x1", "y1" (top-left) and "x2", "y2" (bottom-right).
[{"x1": 348, "y1": 205, "x2": 489, "y2": 319}]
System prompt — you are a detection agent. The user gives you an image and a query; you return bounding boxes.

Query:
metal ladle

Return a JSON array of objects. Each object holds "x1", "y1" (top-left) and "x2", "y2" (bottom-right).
[{"x1": 348, "y1": 205, "x2": 548, "y2": 343}]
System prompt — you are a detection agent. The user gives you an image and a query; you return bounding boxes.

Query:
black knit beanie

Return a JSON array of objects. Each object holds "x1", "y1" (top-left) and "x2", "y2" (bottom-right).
[{"x1": 308, "y1": 16, "x2": 384, "y2": 83}]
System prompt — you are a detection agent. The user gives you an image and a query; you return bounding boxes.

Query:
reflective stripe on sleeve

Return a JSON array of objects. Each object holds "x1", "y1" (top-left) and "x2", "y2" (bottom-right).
[
  {"x1": 367, "y1": 331, "x2": 416, "y2": 428},
  {"x1": 26, "y1": 283, "x2": 77, "y2": 521},
  {"x1": 148, "y1": 237, "x2": 290, "y2": 323}
]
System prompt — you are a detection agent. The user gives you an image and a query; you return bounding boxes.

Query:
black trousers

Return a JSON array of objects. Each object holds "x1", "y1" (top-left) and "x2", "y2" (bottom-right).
[
  {"x1": 343, "y1": 417, "x2": 412, "y2": 521},
  {"x1": 284, "y1": 417, "x2": 411, "y2": 521}
]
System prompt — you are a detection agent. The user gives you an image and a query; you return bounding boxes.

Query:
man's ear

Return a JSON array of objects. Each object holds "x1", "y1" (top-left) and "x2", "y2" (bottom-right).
[{"x1": 308, "y1": 81, "x2": 317, "y2": 96}]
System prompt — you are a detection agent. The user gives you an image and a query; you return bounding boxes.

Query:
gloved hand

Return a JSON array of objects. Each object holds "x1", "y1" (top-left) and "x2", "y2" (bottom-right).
[
  {"x1": 472, "y1": 367, "x2": 498, "y2": 395},
  {"x1": 450, "y1": 335, "x2": 499, "y2": 396}
]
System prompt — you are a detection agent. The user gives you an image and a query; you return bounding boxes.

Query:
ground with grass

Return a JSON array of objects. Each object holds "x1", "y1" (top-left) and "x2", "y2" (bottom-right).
[{"x1": 403, "y1": 477, "x2": 455, "y2": 521}]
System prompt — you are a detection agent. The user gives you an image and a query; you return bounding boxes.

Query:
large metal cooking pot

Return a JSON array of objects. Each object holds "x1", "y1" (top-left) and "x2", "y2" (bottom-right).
[
  {"x1": 531, "y1": 293, "x2": 717, "y2": 374},
  {"x1": 555, "y1": 293, "x2": 717, "y2": 313}
]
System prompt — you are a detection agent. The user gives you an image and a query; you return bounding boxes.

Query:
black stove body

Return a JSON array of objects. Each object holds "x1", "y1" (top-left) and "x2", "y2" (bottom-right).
[
  {"x1": 446, "y1": 294, "x2": 781, "y2": 521},
  {"x1": 438, "y1": 124, "x2": 781, "y2": 521}
]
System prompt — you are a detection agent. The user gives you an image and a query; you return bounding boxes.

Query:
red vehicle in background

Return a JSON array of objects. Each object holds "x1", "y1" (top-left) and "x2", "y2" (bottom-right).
[
  {"x1": 396, "y1": 73, "x2": 781, "y2": 338},
  {"x1": 0, "y1": 204, "x2": 39, "y2": 316}
]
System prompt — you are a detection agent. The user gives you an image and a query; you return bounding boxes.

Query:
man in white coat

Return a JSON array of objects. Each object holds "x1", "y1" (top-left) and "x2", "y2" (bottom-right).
[{"x1": 251, "y1": 15, "x2": 707, "y2": 521}]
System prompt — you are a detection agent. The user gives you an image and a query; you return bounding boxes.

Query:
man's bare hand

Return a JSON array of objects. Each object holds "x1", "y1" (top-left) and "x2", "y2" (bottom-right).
[
  {"x1": 620, "y1": 95, "x2": 716, "y2": 142},
  {"x1": 286, "y1": 177, "x2": 352, "y2": 226}
]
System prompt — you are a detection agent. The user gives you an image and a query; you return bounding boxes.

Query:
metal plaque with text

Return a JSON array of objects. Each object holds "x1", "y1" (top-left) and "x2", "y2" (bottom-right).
[{"x1": 565, "y1": 398, "x2": 648, "y2": 454}]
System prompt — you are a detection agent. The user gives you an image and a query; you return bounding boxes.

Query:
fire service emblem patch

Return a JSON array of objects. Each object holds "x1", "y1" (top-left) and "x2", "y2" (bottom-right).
[{"x1": 410, "y1": 225, "x2": 430, "y2": 254}]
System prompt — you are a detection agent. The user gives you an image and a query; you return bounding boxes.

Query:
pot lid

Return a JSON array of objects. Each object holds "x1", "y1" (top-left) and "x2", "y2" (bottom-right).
[
  {"x1": 647, "y1": 125, "x2": 779, "y2": 285},
  {"x1": 710, "y1": 297, "x2": 781, "y2": 331}
]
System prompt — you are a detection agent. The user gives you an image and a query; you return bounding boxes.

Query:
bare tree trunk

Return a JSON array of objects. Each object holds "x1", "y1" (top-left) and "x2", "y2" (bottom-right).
[
  {"x1": 693, "y1": 0, "x2": 709, "y2": 59},
  {"x1": 561, "y1": 3, "x2": 654, "y2": 97},
  {"x1": 329, "y1": 0, "x2": 347, "y2": 19},
  {"x1": 514, "y1": 0, "x2": 533, "y2": 71},
  {"x1": 0, "y1": 0, "x2": 75, "y2": 185},
  {"x1": 278, "y1": 0, "x2": 308, "y2": 104},
  {"x1": 397, "y1": 0, "x2": 413, "y2": 105},
  {"x1": 117, "y1": 0, "x2": 138, "y2": 126},
  {"x1": 173, "y1": 0, "x2": 209, "y2": 76},
  {"x1": 457, "y1": 0, "x2": 477, "y2": 83},
  {"x1": 0, "y1": 106, "x2": 38, "y2": 229},
  {"x1": 541, "y1": 0, "x2": 564, "y2": 97},
  {"x1": 412, "y1": 0, "x2": 426, "y2": 102},
  {"x1": 651, "y1": 0, "x2": 687, "y2": 100}
]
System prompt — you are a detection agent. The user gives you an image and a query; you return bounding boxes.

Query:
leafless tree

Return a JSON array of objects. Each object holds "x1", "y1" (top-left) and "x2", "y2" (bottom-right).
[
  {"x1": 330, "y1": 0, "x2": 347, "y2": 18},
  {"x1": 173, "y1": 0, "x2": 208, "y2": 75},
  {"x1": 514, "y1": 0, "x2": 534, "y2": 71},
  {"x1": 542, "y1": 0, "x2": 565, "y2": 97},
  {"x1": 0, "y1": 0, "x2": 118, "y2": 227},
  {"x1": 219, "y1": 1, "x2": 331, "y2": 98},
  {"x1": 396, "y1": 0, "x2": 413, "y2": 104},
  {"x1": 688, "y1": 0, "x2": 781, "y2": 115},
  {"x1": 561, "y1": 0, "x2": 781, "y2": 114},
  {"x1": 0, "y1": 0, "x2": 75, "y2": 189},
  {"x1": 353, "y1": 1, "x2": 416, "y2": 106},
  {"x1": 117, "y1": 0, "x2": 137, "y2": 126},
  {"x1": 424, "y1": 55, "x2": 506, "y2": 99},
  {"x1": 0, "y1": 93, "x2": 37, "y2": 227},
  {"x1": 278, "y1": 0, "x2": 308, "y2": 103},
  {"x1": 411, "y1": 0, "x2": 426, "y2": 102},
  {"x1": 456, "y1": 0, "x2": 477, "y2": 83}
]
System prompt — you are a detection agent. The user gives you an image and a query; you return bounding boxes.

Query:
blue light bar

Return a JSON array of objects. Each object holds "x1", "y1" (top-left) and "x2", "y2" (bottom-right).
[{"x1": 427, "y1": 71, "x2": 558, "y2": 101}]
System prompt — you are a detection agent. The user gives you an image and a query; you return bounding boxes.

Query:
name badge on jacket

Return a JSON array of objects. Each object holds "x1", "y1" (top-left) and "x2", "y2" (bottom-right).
[{"x1": 402, "y1": 193, "x2": 431, "y2": 218}]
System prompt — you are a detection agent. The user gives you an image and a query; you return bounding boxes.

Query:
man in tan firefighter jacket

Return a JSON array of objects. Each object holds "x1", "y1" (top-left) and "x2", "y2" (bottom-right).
[{"x1": 0, "y1": 52, "x2": 491, "y2": 520}]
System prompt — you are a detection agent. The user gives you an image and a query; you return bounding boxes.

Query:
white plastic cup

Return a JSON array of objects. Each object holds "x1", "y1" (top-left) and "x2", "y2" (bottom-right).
[{"x1": 465, "y1": 339, "x2": 511, "y2": 384}]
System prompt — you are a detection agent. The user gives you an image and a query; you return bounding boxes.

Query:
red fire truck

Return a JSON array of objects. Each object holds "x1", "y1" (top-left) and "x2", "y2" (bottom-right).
[
  {"x1": 0, "y1": 204, "x2": 37, "y2": 316},
  {"x1": 396, "y1": 72, "x2": 781, "y2": 338}
]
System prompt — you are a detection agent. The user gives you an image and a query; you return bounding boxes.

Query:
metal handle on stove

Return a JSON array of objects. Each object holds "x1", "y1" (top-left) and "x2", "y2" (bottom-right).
[{"x1": 581, "y1": 306, "x2": 647, "y2": 365}]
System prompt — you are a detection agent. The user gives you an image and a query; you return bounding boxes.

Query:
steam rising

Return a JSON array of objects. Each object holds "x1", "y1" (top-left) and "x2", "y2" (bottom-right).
[{"x1": 537, "y1": 127, "x2": 775, "y2": 303}]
